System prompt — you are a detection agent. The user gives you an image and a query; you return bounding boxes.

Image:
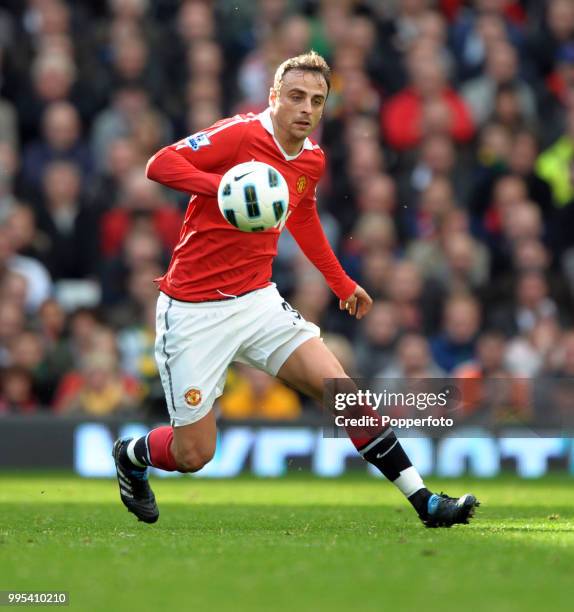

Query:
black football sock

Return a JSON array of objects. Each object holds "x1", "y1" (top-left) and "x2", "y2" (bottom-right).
[
  {"x1": 120, "y1": 436, "x2": 153, "y2": 471},
  {"x1": 358, "y1": 428, "x2": 431, "y2": 516}
]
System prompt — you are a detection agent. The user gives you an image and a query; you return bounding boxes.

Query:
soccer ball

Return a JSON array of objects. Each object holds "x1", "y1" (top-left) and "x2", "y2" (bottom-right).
[{"x1": 217, "y1": 161, "x2": 289, "y2": 232}]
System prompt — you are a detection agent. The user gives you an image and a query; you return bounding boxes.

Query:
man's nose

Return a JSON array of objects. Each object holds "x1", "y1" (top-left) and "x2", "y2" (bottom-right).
[{"x1": 301, "y1": 98, "x2": 312, "y2": 114}]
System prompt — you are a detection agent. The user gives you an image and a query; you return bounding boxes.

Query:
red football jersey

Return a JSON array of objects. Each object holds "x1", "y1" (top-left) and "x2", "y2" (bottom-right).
[{"x1": 146, "y1": 108, "x2": 356, "y2": 302}]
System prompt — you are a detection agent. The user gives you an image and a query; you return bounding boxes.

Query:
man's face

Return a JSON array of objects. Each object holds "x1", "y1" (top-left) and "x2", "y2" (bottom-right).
[{"x1": 269, "y1": 69, "x2": 327, "y2": 142}]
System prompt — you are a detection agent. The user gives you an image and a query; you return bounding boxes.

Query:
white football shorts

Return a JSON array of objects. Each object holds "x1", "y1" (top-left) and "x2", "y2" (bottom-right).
[{"x1": 155, "y1": 284, "x2": 320, "y2": 427}]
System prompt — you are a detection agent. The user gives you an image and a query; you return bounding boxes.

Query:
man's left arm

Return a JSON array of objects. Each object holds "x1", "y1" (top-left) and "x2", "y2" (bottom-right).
[{"x1": 286, "y1": 196, "x2": 372, "y2": 319}]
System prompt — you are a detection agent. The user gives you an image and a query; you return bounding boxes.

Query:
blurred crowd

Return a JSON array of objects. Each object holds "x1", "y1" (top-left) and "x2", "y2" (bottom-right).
[{"x1": 1, "y1": 0, "x2": 574, "y2": 422}]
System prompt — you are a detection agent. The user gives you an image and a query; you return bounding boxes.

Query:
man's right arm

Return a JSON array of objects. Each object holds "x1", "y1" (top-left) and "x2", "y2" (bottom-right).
[{"x1": 146, "y1": 117, "x2": 249, "y2": 197}]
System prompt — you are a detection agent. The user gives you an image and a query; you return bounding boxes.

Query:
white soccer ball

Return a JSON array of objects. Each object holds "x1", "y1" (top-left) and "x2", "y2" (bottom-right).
[{"x1": 217, "y1": 161, "x2": 289, "y2": 232}]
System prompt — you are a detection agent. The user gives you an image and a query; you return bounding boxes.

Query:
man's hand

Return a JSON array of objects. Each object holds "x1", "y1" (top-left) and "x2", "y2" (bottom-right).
[{"x1": 339, "y1": 285, "x2": 373, "y2": 320}]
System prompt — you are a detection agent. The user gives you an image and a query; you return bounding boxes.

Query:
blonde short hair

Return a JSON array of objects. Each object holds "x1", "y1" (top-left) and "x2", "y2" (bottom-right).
[{"x1": 273, "y1": 50, "x2": 331, "y2": 95}]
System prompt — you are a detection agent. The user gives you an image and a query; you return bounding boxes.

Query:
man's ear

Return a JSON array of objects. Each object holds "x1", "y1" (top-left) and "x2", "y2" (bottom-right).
[{"x1": 269, "y1": 86, "x2": 277, "y2": 108}]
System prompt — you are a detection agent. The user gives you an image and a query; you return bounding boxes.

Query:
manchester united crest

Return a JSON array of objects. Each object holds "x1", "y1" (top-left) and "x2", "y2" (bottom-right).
[
  {"x1": 184, "y1": 387, "x2": 202, "y2": 407},
  {"x1": 296, "y1": 175, "x2": 308, "y2": 194}
]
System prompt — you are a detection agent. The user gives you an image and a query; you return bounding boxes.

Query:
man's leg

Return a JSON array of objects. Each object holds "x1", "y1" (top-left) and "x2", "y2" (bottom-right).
[
  {"x1": 113, "y1": 291, "x2": 239, "y2": 523},
  {"x1": 113, "y1": 411, "x2": 217, "y2": 523},
  {"x1": 122, "y1": 410, "x2": 217, "y2": 473},
  {"x1": 277, "y1": 337, "x2": 479, "y2": 527}
]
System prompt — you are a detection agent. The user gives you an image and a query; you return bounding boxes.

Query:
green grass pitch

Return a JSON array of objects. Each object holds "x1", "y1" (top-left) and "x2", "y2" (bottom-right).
[{"x1": 1, "y1": 473, "x2": 573, "y2": 612}]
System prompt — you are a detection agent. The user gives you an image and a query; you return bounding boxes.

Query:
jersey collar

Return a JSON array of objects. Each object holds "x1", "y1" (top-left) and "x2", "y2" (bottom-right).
[{"x1": 258, "y1": 107, "x2": 313, "y2": 161}]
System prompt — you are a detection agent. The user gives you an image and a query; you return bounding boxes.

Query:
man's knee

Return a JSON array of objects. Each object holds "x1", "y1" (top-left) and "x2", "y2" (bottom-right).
[
  {"x1": 325, "y1": 361, "x2": 348, "y2": 379},
  {"x1": 308, "y1": 365, "x2": 350, "y2": 402},
  {"x1": 173, "y1": 444, "x2": 215, "y2": 473}
]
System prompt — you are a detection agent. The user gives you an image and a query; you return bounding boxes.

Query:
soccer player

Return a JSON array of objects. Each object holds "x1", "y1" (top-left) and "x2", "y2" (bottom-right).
[{"x1": 112, "y1": 51, "x2": 479, "y2": 527}]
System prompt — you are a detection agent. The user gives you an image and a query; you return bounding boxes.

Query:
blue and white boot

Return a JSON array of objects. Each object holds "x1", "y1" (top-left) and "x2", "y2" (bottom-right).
[{"x1": 421, "y1": 492, "x2": 479, "y2": 528}]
